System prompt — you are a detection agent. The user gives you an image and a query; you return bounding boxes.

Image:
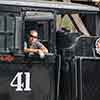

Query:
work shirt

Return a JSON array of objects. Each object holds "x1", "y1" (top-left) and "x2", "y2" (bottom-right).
[{"x1": 24, "y1": 40, "x2": 45, "y2": 55}]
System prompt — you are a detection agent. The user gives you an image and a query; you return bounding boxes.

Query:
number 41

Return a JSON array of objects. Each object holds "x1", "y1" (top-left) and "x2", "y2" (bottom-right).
[{"x1": 10, "y1": 72, "x2": 31, "y2": 91}]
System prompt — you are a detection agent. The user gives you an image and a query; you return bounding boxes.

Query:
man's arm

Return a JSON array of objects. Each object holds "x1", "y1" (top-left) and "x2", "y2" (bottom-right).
[
  {"x1": 24, "y1": 48, "x2": 48, "y2": 54},
  {"x1": 24, "y1": 41, "x2": 48, "y2": 54},
  {"x1": 24, "y1": 48, "x2": 39, "y2": 53}
]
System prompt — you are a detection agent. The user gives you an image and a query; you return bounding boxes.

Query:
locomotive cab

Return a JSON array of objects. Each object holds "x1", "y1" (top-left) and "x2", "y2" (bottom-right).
[{"x1": 0, "y1": 3, "x2": 57, "y2": 100}]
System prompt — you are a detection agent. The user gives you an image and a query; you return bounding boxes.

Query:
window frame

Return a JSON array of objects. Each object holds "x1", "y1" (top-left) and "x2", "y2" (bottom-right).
[{"x1": 0, "y1": 14, "x2": 16, "y2": 53}]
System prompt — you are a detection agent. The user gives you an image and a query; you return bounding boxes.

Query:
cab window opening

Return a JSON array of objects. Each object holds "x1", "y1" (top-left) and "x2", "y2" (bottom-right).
[
  {"x1": 24, "y1": 11, "x2": 56, "y2": 54},
  {"x1": 24, "y1": 20, "x2": 49, "y2": 52}
]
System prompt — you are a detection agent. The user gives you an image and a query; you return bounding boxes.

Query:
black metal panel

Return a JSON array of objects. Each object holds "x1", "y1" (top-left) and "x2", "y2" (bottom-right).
[
  {"x1": 75, "y1": 57, "x2": 100, "y2": 100},
  {"x1": 60, "y1": 56, "x2": 100, "y2": 100},
  {"x1": 0, "y1": 56, "x2": 56, "y2": 100},
  {"x1": 74, "y1": 37, "x2": 98, "y2": 57},
  {"x1": 59, "y1": 59, "x2": 76, "y2": 100}
]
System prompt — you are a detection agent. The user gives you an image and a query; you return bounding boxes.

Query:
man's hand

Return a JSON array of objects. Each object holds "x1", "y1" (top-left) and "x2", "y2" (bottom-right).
[{"x1": 38, "y1": 49, "x2": 45, "y2": 58}]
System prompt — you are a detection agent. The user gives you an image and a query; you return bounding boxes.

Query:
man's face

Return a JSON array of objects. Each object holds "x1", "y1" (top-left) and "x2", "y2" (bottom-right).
[{"x1": 29, "y1": 31, "x2": 38, "y2": 44}]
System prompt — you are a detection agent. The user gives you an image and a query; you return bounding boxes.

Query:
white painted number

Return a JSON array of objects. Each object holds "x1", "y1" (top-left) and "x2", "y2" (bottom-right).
[
  {"x1": 24, "y1": 72, "x2": 31, "y2": 91},
  {"x1": 10, "y1": 72, "x2": 31, "y2": 91}
]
